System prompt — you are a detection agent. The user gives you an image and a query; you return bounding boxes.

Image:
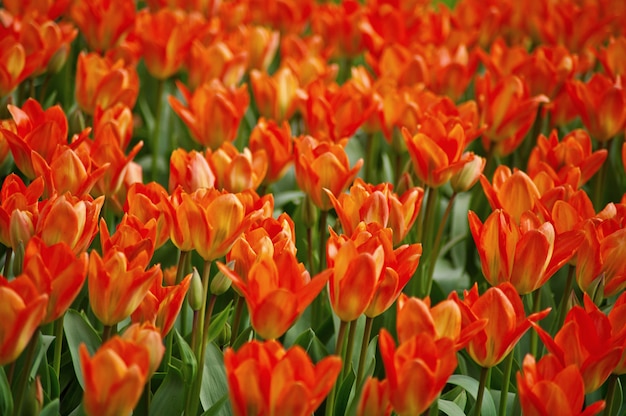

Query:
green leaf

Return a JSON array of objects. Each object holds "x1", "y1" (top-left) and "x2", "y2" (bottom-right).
[
  {"x1": 0, "y1": 367, "x2": 13, "y2": 416},
  {"x1": 42, "y1": 365, "x2": 60, "y2": 402},
  {"x1": 292, "y1": 328, "x2": 315, "y2": 352},
  {"x1": 200, "y1": 394, "x2": 229, "y2": 416},
  {"x1": 441, "y1": 386, "x2": 467, "y2": 411},
  {"x1": 231, "y1": 327, "x2": 253, "y2": 351},
  {"x1": 150, "y1": 365, "x2": 186, "y2": 416},
  {"x1": 40, "y1": 399, "x2": 60, "y2": 416},
  {"x1": 206, "y1": 303, "x2": 232, "y2": 345},
  {"x1": 31, "y1": 335, "x2": 55, "y2": 379},
  {"x1": 199, "y1": 343, "x2": 230, "y2": 415},
  {"x1": 438, "y1": 399, "x2": 467, "y2": 416},
  {"x1": 174, "y1": 330, "x2": 196, "y2": 387},
  {"x1": 447, "y1": 374, "x2": 497, "y2": 416},
  {"x1": 334, "y1": 370, "x2": 356, "y2": 416},
  {"x1": 63, "y1": 310, "x2": 101, "y2": 389}
]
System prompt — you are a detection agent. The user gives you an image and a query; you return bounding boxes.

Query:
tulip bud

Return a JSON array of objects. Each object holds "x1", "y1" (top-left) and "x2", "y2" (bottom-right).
[
  {"x1": 10, "y1": 210, "x2": 34, "y2": 251},
  {"x1": 47, "y1": 46, "x2": 70, "y2": 74},
  {"x1": 216, "y1": 322, "x2": 232, "y2": 347},
  {"x1": 567, "y1": 289, "x2": 581, "y2": 312},
  {"x1": 301, "y1": 195, "x2": 319, "y2": 229},
  {"x1": 451, "y1": 153, "x2": 485, "y2": 193},
  {"x1": 210, "y1": 261, "x2": 234, "y2": 295},
  {"x1": 588, "y1": 274, "x2": 605, "y2": 306},
  {"x1": 68, "y1": 108, "x2": 86, "y2": 138},
  {"x1": 188, "y1": 267, "x2": 204, "y2": 311},
  {"x1": 12, "y1": 240, "x2": 25, "y2": 277},
  {"x1": 395, "y1": 172, "x2": 414, "y2": 196}
]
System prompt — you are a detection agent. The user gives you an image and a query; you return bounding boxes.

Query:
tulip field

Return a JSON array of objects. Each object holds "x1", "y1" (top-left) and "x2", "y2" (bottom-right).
[{"x1": 2, "y1": 0, "x2": 626, "y2": 415}]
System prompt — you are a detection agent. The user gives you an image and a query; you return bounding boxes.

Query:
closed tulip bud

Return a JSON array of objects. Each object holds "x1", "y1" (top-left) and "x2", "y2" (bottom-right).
[
  {"x1": 450, "y1": 153, "x2": 485, "y2": 193},
  {"x1": 210, "y1": 261, "x2": 234, "y2": 295},
  {"x1": 188, "y1": 267, "x2": 203, "y2": 311},
  {"x1": 301, "y1": 195, "x2": 319, "y2": 229},
  {"x1": 217, "y1": 322, "x2": 231, "y2": 347},
  {"x1": 68, "y1": 108, "x2": 86, "y2": 138},
  {"x1": 588, "y1": 274, "x2": 605, "y2": 306}
]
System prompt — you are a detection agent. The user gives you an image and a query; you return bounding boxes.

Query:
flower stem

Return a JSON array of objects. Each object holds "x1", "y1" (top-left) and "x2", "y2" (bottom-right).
[
  {"x1": 498, "y1": 351, "x2": 514, "y2": 416},
  {"x1": 426, "y1": 192, "x2": 457, "y2": 296},
  {"x1": 592, "y1": 140, "x2": 610, "y2": 212},
  {"x1": 101, "y1": 325, "x2": 114, "y2": 343},
  {"x1": 364, "y1": 132, "x2": 378, "y2": 184},
  {"x1": 312, "y1": 210, "x2": 328, "y2": 330},
  {"x1": 356, "y1": 316, "x2": 374, "y2": 387},
  {"x1": 52, "y1": 316, "x2": 64, "y2": 378},
  {"x1": 342, "y1": 319, "x2": 358, "y2": 378},
  {"x1": 2, "y1": 248, "x2": 12, "y2": 278},
  {"x1": 530, "y1": 288, "x2": 542, "y2": 358},
  {"x1": 411, "y1": 186, "x2": 438, "y2": 298},
  {"x1": 325, "y1": 320, "x2": 349, "y2": 416},
  {"x1": 230, "y1": 295, "x2": 246, "y2": 348},
  {"x1": 603, "y1": 373, "x2": 618, "y2": 416},
  {"x1": 474, "y1": 366, "x2": 489, "y2": 416},
  {"x1": 151, "y1": 78, "x2": 165, "y2": 182},
  {"x1": 554, "y1": 264, "x2": 575, "y2": 331},
  {"x1": 13, "y1": 331, "x2": 39, "y2": 416}
]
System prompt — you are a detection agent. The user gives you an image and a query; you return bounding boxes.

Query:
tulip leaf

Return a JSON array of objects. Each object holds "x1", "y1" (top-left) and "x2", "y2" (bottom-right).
[
  {"x1": 206, "y1": 302, "x2": 232, "y2": 345},
  {"x1": 200, "y1": 342, "x2": 231, "y2": 415},
  {"x1": 63, "y1": 310, "x2": 102, "y2": 390},
  {"x1": 0, "y1": 367, "x2": 13, "y2": 416},
  {"x1": 334, "y1": 370, "x2": 356, "y2": 416},
  {"x1": 441, "y1": 386, "x2": 467, "y2": 410},
  {"x1": 174, "y1": 330, "x2": 196, "y2": 386},
  {"x1": 438, "y1": 399, "x2": 467, "y2": 416},
  {"x1": 200, "y1": 394, "x2": 229, "y2": 416},
  {"x1": 447, "y1": 374, "x2": 497, "y2": 416},
  {"x1": 292, "y1": 328, "x2": 315, "y2": 351},
  {"x1": 231, "y1": 326, "x2": 254, "y2": 351},
  {"x1": 40, "y1": 399, "x2": 60, "y2": 416},
  {"x1": 150, "y1": 365, "x2": 185, "y2": 416},
  {"x1": 30, "y1": 334, "x2": 55, "y2": 379},
  {"x1": 42, "y1": 365, "x2": 60, "y2": 402}
]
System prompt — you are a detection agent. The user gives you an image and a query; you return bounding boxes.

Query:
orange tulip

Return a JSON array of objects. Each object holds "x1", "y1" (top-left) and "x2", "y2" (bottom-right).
[
  {"x1": 238, "y1": 25, "x2": 279, "y2": 72},
  {"x1": 248, "y1": 118, "x2": 293, "y2": 185},
  {"x1": 608, "y1": 291, "x2": 626, "y2": 374},
  {"x1": 224, "y1": 340, "x2": 341, "y2": 416},
  {"x1": 135, "y1": 8, "x2": 208, "y2": 79},
  {"x1": 0, "y1": 37, "x2": 37, "y2": 97},
  {"x1": 597, "y1": 36, "x2": 626, "y2": 81},
  {"x1": 99, "y1": 215, "x2": 157, "y2": 271},
  {"x1": 0, "y1": 174, "x2": 43, "y2": 249},
  {"x1": 540, "y1": 185, "x2": 596, "y2": 237},
  {"x1": 450, "y1": 152, "x2": 486, "y2": 192},
  {"x1": 2, "y1": 0, "x2": 69, "y2": 21},
  {"x1": 476, "y1": 72, "x2": 548, "y2": 156},
  {"x1": 327, "y1": 178, "x2": 423, "y2": 246},
  {"x1": 219, "y1": 249, "x2": 327, "y2": 340},
  {"x1": 379, "y1": 330, "x2": 457, "y2": 416},
  {"x1": 169, "y1": 80, "x2": 249, "y2": 150},
  {"x1": 119, "y1": 322, "x2": 165, "y2": 378},
  {"x1": 131, "y1": 270, "x2": 191, "y2": 336},
  {"x1": 124, "y1": 182, "x2": 172, "y2": 250},
  {"x1": 0, "y1": 274, "x2": 48, "y2": 365},
  {"x1": 517, "y1": 354, "x2": 606, "y2": 416},
  {"x1": 357, "y1": 378, "x2": 392, "y2": 416},
  {"x1": 533, "y1": 294, "x2": 623, "y2": 393},
  {"x1": 168, "y1": 148, "x2": 216, "y2": 193},
  {"x1": 69, "y1": 0, "x2": 135, "y2": 53},
  {"x1": 469, "y1": 209, "x2": 582, "y2": 294},
  {"x1": 2, "y1": 98, "x2": 70, "y2": 179},
  {"x1": 17, "y1": 18, "x2": 77, "y2": 77},
  {"x1": 450, "y1": 283, "x2": 550, "y2": 367},
  {"x1": 93, "y1": 104, "x2": 134, "y2": 152},
  {"x1": 310, "y1": 0, "x2": 365, "y2": 59},
  {"x1": 146, "y1": 0, "x2": 220, "y2": 15},
  {"x1": 186, "y1": 40, "x2": 247, "y2": 90},
  {"x1": 22, "y1": 236, "x2": 88, "y2": 324},
  {"x1": 250, "y1": 67, "x2": 301, "y2": 123},
  {"x1": 79, "y1": 336, "x2": 151, "y2": 416},
  {"x1": 395, "y1": 293, "x2": 486, "y2": 350},
  {"x1": 75, "y1": 52, "x2": 139, "y2": 115},
  {"x1": 294, "y1": 135, "x2": 363, "y2": 211},
  {"x1": 36, "y1": 192, "x2": 104, "y2": 255},
  {"x1": 206, "y1": 142, "x2": 268, "y2": 193}
]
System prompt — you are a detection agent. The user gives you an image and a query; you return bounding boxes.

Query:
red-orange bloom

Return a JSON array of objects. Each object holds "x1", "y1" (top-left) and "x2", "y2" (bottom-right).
[
  {"x1": 0, "y1": 37, "x2": 37, "y2": 97},
  {"x1": 99, "y1": 215, "x2": 157, "y2": 271},
  {"x1": 250, "y1": 67, "x2": 301, "y2": 123},
  {"x1": 608, "y1": 291, "x2": 626, "y2": 374},
  {"x1": 566, "y1": 73, "x2": 626, "y2": 142},
  {"x1": 75, "y1": 52, "x2": 139, "y2": 115},
  {"x1": 2, "y1": 0, "x2": 69, "y2": 21},
  {"x1": 17, "y1": 18, "x2": 77, "y2": 76},
  {"x1": 0, "y1": 174, "x2": 43, "y2": 249},
  {"x1": 186, "y1": 40, "x2": 247, "y2": 90},
  {"x1": 450, "y1": 283, "x2": 550, "y2": 367},
  {"x1": 206, "y1": 142, "x2": 268, "y2": 193},
  {"x1": 517, "y1": 354, "x2": 606, "y2": 416},
  {"x1": 169, "y1": 80, "x2": 249, "y2": 150},
  {"x1": 468, "y1": 209, "x2": 581, "y2": 294},
  {"x1": 327, "y1": 178, "x2": 423, "y2": 246},
  {"x1": 379, "y1": 330, "x2": 457, "y2": 416},
  {"x1": 22, "y1": 236, "x2": 88, "y2": 324},
  {"x1": 357, "y1": 378, "x2": 392, "y2": 416},
  {"x1": 219, "y1": 249, "x2": 327, "y2": 340},
  {"x1": 224, "y1": 340, "x2": 341, "y2": 416},
  {"x1": 0, "y1": 274, "x2": 48, "y2": 365},
  {"x1": 294, "y1": 135, "x2": 363, "y2": 211},
  {"x1": 476, "y1": 72, "x2": 548, "y2": 157},
  {"x1": 597, "y1": 36, "x2": 626, "y2": 81},
  {"x1": 69, "y1": 0, "x2": 136, "y2": 53},
  {"x1": 527, "y1": 129, "x2": 607, "y2": 189},
  {"x1": 79, "y1": 336, "x2": 152, "y2": 416},
  {"x1": 533, "y1": 295, "x2": 623, "y2": 393},
  {"x1": 168, "y1": 148, "x2": 215, "y2": 193},
  {"x1": 124, "y1": 182, "x2": 172, "y2": 250},
  {"x1": 135, "y1": 8, "x2": 208, "y2": 79},
  {"x1": 119, "y1": 322, "x2": 165, "y2": 378},
  {"x1": 248, "y1": 118, "x2": 293, "y2": 185}
]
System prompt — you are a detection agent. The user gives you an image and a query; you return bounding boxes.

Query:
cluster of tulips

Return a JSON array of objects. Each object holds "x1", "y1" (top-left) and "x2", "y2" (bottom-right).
[{"x1": 1, "y1": 0, "x2": 626, "y2": 415}]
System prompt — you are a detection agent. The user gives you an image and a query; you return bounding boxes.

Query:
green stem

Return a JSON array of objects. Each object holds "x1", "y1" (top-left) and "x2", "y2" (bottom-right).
[
  {"x1": 364, "y1": 132, "x2": 378, "y2": 184},
  {"x1": 342, "y1": 320, "x2": 358, "y2": 379},
  {"x1": 325, "y1": 320, "x2": 349, "y2": 416},
  {"x1": 554, "y1": 264, "x2": 575, "y2": 331},
  {"x1": 312, "y1": 210, "x2": 328, "y2": 331},
  {"x1": 529, "y1": 289, "x2": 541, "y2": 358},
  {"x1": 193, "y1": 261, "x2": 212, "y2": 355},
  {"x1": 498, "y1": 351, "x2": 515, "y2": 416},
  {"x1": 13, "y1": 332, "x2": 39, "y2": 416},
  {"x1": 425, "y1": 192, "x2": 457, "y2": 296},
  {"x1": 603, "y1": 373, "x2": 619, "y2": 416},
  {"x1": 318, "y1": 210, "x2": 328, "y2": 273},
  {"x1": 356, "y1": 316, "x2": 374, "y2": 387},
  {"x1": 230, "y1": 295, "x2": 246, "y2": 348},
  {"x1": 592, "y1": 140, "x2": 610, "y2": 212},
  {"x1": 2, "y1": 248, "x2": 12, "y2": 278},
  {"x1": 410, "y1": 186, "x2": 438, "y2": 297},
  {"x1": 52, "y1": 316, "x2": 64, "y2": 378},
  {"x1": 151, "y1": 78, "x2": 165, "y2": 182},
  {"x1": 102, "y1": 325, "x2": 114, "y2": 343},
  {"x1": 307, "y1": 225, "x2": 315, "y2": 274},
  {"x1": 474, "y1": 366, "x2": 489, "y2": 416}
]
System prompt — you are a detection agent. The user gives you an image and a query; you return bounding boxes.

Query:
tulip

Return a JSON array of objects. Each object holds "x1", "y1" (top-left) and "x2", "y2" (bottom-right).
[
  {"x1": 120, "y1": 322, "x2": 165, "y2": 378},
  {"x1": 219, "y1": 249, "x2": 327, "y2": 340},
  {"x1": 597, "y1": 36, "x2": 626, "y2": 80},
  {"x1": 22, "y1": 237, "x2": 88, "y2": 324},
  {"x1": 2, "y1": 0, "x2": 69, "y2": 20},
  {"x1": 450, "y1": 152, "x2": 485, "y2": 193},
  {"x1": 69, "y1": 0, "x2": 136, "y2": 53},
  {"x1": 310, "y1": 0, "x2": 365, "y2": 59},
  {"x1": 357, "y1": 378, "x2": 392, "y2": 416},
  {"x1": 168, "y1": 148, "x2": 216, "y2": 193},
  {"x1": 469, "y1": 209, "x2": 582, "y2": 294},
  {"x1": 608, "y1": 291, "x2": 626, "y2": 374},
  {"x1": 88, "y1": 248, "x2": 161, "y2": 326},
  {"x1": 533, "y1": 294, "x2": 623, "y2": 393},
  {"x1": 79, "y1": 337, "x2": 151, "y2": 416},
  {"x1": 450, "y1": 283, "x2": 550, "y2": 367},
  {"x1": 206, "y1": 142, "x2": 268, "y2": 193},
  {"x1": 169, "y1": 80, "x2": 249, "y2": 150},
  {"x1": 0, "y1": 275, "x2": 48, "y2": 365},
  {"x1": 0, "y1": 38, "x2": 36, "y2": 97},
  {"x1": 224, "y1": 340, "x2": 341, "y2": 416},
  {"x1": 250, "y1": 67, "x2": 301, "y2": 123},
  {"x1": 18, "y1": 18, "x2": 76, "y2": 77},
  {"x1": 186, "y1": 40, "x2": 247, "y2": 90},
  {"x1": 379, "y1": 330, "x2": 457, "y2": 416},
  {"x1": 0, "y1": 175, "x2": 44, "y2": 249},
  {"x1": 294, "y1": 135, "x2": 363, "y2": 211},
  {"x1": 517, "y1": 354, "x2": 605, "y2": 416},
  {"x1": 327, "y1": 178, "x2": 423, "y2": 246},
  {"x1": 99, "y1": 216, "x2": 156, "y2": 271},
  {"x1": 242, "y1": 25, "x2": 279, "y2": 72},
  {"x1": 93, "y1": 104, "x2": 134, "y2": 152},
  {"x1": 248, "y1": 118, "x2": 294, "y2": 185},
  {"x1": 124, "y1": 182, "x2": 172, "y2": 250}
]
